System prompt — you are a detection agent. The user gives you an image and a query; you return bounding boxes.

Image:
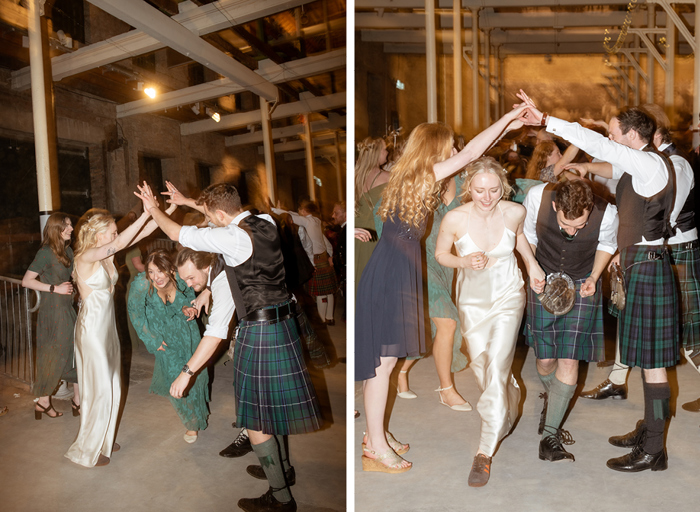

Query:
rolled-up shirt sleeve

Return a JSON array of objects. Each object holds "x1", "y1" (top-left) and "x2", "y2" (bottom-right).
[
  {"x1": 597, "y1": 204, "x2": 619, "y2": 254},
  {"x1": 204, "y1": 272, "x2": 235, "y2": 339},
  {"x1": 547, "y1": 117, "x2": 668, "y2": 197},
  {"x1": 179, "y1": 224, "x2": 252, "y2": 267}
]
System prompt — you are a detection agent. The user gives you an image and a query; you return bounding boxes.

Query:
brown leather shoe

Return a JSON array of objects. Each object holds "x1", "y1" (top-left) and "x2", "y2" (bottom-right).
[
  {"x1": 682, "y1": 397, "x2": 700, "y2": 412},
  {"x1": 580, "y1": 379, "x2": 627, "y2": 400},
  {"x1": 112, "y1": 442, "x2": 120, "y2": 452},
  {"x1": 95, "y1": 455, "x2": 110, "y2": 467},
  {"x1": 609, "y1": 420, "x2": 646, "y2": 448}
]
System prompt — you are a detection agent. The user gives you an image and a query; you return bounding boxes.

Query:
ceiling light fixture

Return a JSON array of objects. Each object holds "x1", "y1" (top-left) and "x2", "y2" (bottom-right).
[
  {"x1": 144, "y1": 87, "x2": 156, "y2": 99},
  {"x1": 206, "y1": 108, "x2": 221, "y2": 122},
  {"x1": 191, "y1": 103, "x2": 200, "y2": 115}
]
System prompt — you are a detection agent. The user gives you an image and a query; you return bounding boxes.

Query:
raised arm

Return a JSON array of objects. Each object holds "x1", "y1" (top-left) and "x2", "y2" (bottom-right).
[
  {"x1": 433, "y1": 103, "x2": 529, "y2": 181},
  {"x1": 131, "y1": 202, "x2": 178, "y2": 246},
  {"x1": 163, "y1": 181, "x2": 204, "y2": 213},
  {"x1": 564, "y1": 161, "x2": 613, "y2": 179},
  {"x1": 552, "y1": 144, "x2": 581, "y2": 177},
  {"x1": 135, "y1": 182, "x2": 182, "y2": 242},
  {"x1": 80, "y1": 210, "x2": 151, "y2": 264}
]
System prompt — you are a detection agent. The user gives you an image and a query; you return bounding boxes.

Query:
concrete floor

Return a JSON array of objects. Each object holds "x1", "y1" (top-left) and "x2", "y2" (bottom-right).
[
  {"x1": 354, "y1": 335, "x2": 700, "y2": 512},
  {"x1": 0, "y1": 313, "x2": 346, "y2": 512}
]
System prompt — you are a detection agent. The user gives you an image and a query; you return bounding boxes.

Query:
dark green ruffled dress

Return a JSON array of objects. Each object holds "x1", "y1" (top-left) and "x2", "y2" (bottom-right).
[
  {"x1": 127, "y1": 273, "x2": 210, "y2": 431},
  {"x1": 28, "y1": 246, "x2": 78, "y2": 396}
]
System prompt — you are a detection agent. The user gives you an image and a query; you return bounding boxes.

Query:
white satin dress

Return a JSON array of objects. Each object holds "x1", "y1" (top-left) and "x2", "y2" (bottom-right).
[
  {"x1": 454, "y1": 204, "x2": 525, "y2": 457},
  {"x1": 65, "y1": 260, "x2": 122, "y2": 467}
]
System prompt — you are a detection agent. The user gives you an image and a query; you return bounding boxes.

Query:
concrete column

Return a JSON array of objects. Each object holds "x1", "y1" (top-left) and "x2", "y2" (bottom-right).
[
  {"x1": 28, "y1": 0, "x2": 60, "y2": 230},
  {"x1": 665, "y1": 10, "x2": 675, "y2": 117},
  {"x1": 259, "y1": 97, "x2": 277, "y2": 204},
  {"x1": 303, "y1": 114, "x2": 316, "y2": 200},
  {"x1": 334, "y1": 131, "x2": 343, "y2": 200},
  {"x1": 484, "y1": 28, "x2": 491, "y2": 126},
  {"x1": 471, "y1": 7, "x2": 479, "y2": 132},
  {"x1": 426, "y1": 0, "x2": 438, "y2": 123},
  {"x1": 453, "y1": 0, "x2": 462, "y2": 133},
  {"x1": 693, "y1": 0, "x2": 700, "y2": 147},
  {"x1": 647, "y1": 5, "x2": 655, "y2": 104},
  {"x1": 499, "y1": 56, "x2": 505, "y2": 118}
]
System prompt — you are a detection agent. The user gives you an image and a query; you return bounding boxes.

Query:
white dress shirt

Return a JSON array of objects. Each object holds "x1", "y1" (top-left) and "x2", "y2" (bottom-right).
[
  {"x1": 547, "y1": 117, "x2": 670, "y2": 245},
  {"x1": 523, "y1": 183, "x2": 619, "y2": 255},
  {"x1": 272, "y1": 208, "x2": 333, "y2": 258}
]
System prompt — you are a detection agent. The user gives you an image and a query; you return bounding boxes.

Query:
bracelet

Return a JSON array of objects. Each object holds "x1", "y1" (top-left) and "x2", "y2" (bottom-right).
[
  {"x1": 49, "y1": 285, "x2": 55, "y2": 293},
  {"x1": 541, "y1": 112, "x2": 549, "y2": 126}
]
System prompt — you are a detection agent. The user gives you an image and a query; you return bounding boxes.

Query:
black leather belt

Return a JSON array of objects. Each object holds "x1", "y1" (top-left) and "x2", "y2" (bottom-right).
[
  {"x1": 242, "y1": 302, "x2": 295, "y2": 323},
  {"x1": 678, "y1": 240, "x2": 699, "y2": 250}
]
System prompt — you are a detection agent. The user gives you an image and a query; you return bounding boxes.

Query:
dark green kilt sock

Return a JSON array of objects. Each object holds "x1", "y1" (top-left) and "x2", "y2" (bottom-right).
[
  {"x1": 251, "y1": 437, "x2": 292, "y2": 503},
  {"x1": 642, "y1": 380, "x2": 670, "y2": 454},
  {"x1": 538, "y1": 368, "x2": 556, "y2": 393},
  {"x1": 542, "y1": 376, "x2": 576, "y2": 440}
]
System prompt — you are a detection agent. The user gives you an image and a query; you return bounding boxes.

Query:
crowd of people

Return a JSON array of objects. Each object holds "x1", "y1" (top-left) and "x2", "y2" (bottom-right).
[
  {"x1": 354, "y1": 90, "x2": 700, "y2": 488},
  {"x1": 19, "y1": 177, "x2": 347, "y2": 512}
]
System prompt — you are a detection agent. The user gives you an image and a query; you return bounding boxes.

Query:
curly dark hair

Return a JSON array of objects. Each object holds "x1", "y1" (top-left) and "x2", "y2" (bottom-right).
[
  {"x1": 554, "y1": 180, "x2": 594, "y2": 220},
  {"x1": 175, "y1": 247, "x2": 215, "y2": 271},
  {"x1": 615, "y1": 108, "x2": 656, "y2": 143}
]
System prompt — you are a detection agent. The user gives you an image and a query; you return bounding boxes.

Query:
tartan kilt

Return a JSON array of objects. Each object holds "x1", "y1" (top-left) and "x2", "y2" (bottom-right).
[
  {"x1": 611, "y1": 245, "x2": 680, "y2": 369},
  {"x1": 670, "y1": 243, "x2": 700, "y2": 352},
  {"x1": 305, "y1": 252, "x2": 339, "y2": 296},
  {"x1": 525, "y1": 276, "x2": 605, "y2": 361},
  {"x1": 234, "y1": 303, "x2": 324, "y2": 435}
]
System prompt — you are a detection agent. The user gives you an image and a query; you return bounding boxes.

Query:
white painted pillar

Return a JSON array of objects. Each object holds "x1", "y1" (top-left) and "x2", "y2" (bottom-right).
[
  {"x1": 484, "y1": 28, "x2": 491, "y2": 126},
  {"x1": 259, "y1": 97, "x2": 277, "y2": 204},
  {"x1": 453, "y1": 0, "x2": 462, "y2": 133},
  {"x1": 693, "y1": 0, "x2": 700, "y2": 147},
  {"x1": 28, "y1": 0, "x2": 58, "y2": 230},
  {"x1": 303, "y1": 114, "x2": 316, "y2": 200},
  {"x1": 426, "y1": 0, "x2": 438, "y2": 123},
  {"x1": 334, "y1": 131, "x2": 343, "y2": 200},
  {"x1": 665, "y1": 11, "x2": 675, "y2": 116},
  {"x1": 499, "y1": 55, "x2": 505, "y2": 118},
  {"x1": 647, "y1": 5, "x2": 655, "y2": 104},
  {"x1": 471, "y1": 7, "x2": 479, "y2": 132}
]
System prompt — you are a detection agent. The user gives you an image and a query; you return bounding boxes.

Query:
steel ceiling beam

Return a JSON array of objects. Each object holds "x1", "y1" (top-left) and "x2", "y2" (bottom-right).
[
  {"x1": 12, "y1": 0, "x2": 308, "y2": 90},
  {"x1": 226, "y1": 112, "x2": 345, "y2": 146}
]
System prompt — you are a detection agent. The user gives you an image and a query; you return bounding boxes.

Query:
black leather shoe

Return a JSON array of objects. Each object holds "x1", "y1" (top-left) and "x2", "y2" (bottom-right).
[
  {"x1": 238, "y1": 487, "x2": 297, "y2": 512},
  {"x1": 220, "y1": 429, "x2": 253, "y2": 458},
  {"x1": 606, "y1": 445, "x2": 667, "y2": 472},
  {"x1": 537, "y1": 392, "x2": 548, "y2": 435},
  {"x1": 246, "y1": 465, "x2": 296, "y2": 486},
  {"x1": 539, "y1": 429, "x2": 575, "y2": 462},
  {"x1": 580, "y1": 379, "x2": 627, "y2": 400},
  {"x1": 609, "y1": 419, "x2": 646, "y2": 448},
  {"x1": 682, "y1": 397, "x2": 700, "y2": 412}
]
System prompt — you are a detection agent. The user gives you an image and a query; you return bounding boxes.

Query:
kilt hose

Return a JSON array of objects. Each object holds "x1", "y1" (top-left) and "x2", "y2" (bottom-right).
[
  {"x1": 525, "y1": 276, "x2": 605, "y2": 361},
  {"x1": 305, "y1": 252, "x2": 339, "y2": 296},
  {"x1": 609, "y1": 245, "x2": 680, "y2": 369},
  {"x1": 669, "y1": 242, "x2": 700, "y2": 353},
  {"x1": 234, "y1": 301, "x2": 323, "y2": 435}
]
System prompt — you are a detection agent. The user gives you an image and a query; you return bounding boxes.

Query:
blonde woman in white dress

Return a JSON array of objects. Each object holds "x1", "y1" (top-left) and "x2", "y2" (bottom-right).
[
  {"x1": 435, "y1": 157, "x2": 545, "y2": 487},
  {"x1": 65, "y1": 204, "x2": 171, "y2": 467}
]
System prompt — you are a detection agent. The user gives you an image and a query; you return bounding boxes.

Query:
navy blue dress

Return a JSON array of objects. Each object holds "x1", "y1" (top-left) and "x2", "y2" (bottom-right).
[{"x1": 355, "y1": 214, "x2": 427, "y2": 381}]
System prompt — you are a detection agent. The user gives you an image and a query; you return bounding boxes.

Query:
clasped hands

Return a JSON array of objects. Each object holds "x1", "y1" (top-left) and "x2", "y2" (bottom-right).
[{"x1": 134, "y1": 180, "x2": 187, "y2": 215}]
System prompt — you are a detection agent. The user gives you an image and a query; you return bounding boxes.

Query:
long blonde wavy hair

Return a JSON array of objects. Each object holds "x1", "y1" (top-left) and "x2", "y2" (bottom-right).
[
  {"x1": 377, "y1": 122, "x2": 454, "y2": 228},
  {"x1": 74, "y1": 211, "x2": 115, "y2": 259},
  {"x1": 459, "y1": 157, "x2": 513, "y2": 203},
  {"x1": 354, "y1": 137, "x2": 386, "y2": 210},
  {"x1": 42, "y1": 213, "x2": 72, "y2": 267}
]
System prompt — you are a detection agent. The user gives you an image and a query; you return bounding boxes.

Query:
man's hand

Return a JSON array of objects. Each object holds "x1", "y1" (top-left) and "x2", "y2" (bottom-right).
[
  {"x1": 182, "y1": 307, "x2": 198, "y2": 321},
  {"x1": 163, "y1": 181, "x2": 189, "y2": 206},
  {"x1": 191, "y1": 289, "x2": 211, "y2": 317},
  {"x1": 515, "y1": 90, "x2": 544, "y2": 125},
  {"x1": 563, "y1": 163, "x2": 588, "y2": 179},
  {"x1": 580, "y1": 276, "x2": 597, "y2": 298},
  {"x1": 170, "y1": 373, "x2": 191, "y2": 398}
]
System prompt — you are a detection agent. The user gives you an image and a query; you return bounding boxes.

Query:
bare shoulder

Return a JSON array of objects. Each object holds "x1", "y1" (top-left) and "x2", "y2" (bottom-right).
[
  {"x1": 443, "y1": 204, "x2": 470, "y2": 224},
  {"x1": 501, "y1": 200, "x2": 525, "y2": 220}
]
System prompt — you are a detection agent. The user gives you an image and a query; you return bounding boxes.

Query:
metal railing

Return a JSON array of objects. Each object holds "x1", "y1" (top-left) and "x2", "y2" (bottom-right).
[{"x1": 0, "y1": 276, "x2": 39, "y2": 387}]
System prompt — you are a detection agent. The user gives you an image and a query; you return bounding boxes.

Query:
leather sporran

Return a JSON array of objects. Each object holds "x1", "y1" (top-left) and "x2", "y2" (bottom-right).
[
  {"x1": 538, "y1": 272, "x2": 576, "y2": 315},
  {"x1": 609, "y1": 262, "x2": 626, "y2": 310}
]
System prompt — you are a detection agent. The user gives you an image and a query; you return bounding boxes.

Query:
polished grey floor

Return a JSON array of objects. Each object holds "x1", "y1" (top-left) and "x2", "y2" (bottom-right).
[
  {"x1": 0, "y1": 316, "x2": 346, "y2": 512},
  {"x1": 354, "y1": 336, "x2": 700, "y2": 512}
]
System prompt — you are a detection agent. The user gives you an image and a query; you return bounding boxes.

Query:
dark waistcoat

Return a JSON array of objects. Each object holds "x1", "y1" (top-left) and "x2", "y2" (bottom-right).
[
  {"x1": 615, "y1": 145, "x2": 676, "y2": 249},
  {"x1": 662, "y1": 144, "x2": 696, "y2": 233},
  {"x1": 535, "y1": 184, "x2": 606, "y2": 280}
]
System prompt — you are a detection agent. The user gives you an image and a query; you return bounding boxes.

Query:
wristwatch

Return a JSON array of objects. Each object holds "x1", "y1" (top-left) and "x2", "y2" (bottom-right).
[
  {"x1": 181, "y1": 364, "x2": 195, "y2": 376},
  {"x1": 49, "y1": 285, "x2": 55, "y2": 294}
]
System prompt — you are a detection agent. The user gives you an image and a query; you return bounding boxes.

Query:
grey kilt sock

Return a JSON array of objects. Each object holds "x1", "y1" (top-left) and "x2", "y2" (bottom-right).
[{"x1": 251, "y1": 437, "x2": 292, "y2": 503}]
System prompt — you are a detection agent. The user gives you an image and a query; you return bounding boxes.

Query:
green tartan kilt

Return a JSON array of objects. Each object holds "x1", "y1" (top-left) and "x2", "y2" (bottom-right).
[
  {"x1": 525, "y1": 276, "x2": 605, "y2": 362},
  {"x1": 305, "y1": 253, "x2": 339, "y2": 296},
  {"x1": 669, "y1": 242, "x2": 700, "y2": 352},
  {"x1": 611, "y1": 245, "x2": 680, "y2": 369},
  {"x1": 234, "y1": 303, "x2": 324, "y2": 435}
]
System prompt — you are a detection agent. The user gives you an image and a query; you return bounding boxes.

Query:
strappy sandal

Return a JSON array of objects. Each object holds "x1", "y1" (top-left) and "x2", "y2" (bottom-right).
[
  {"x1": 71, "y1": 399, "x2": 81, "y2": 417},
  {"x1": 361, "y1": 445, "x2": 412, "y2": 474},
  {"x1": 35, "y1": 400, "x2": 63, "y2": 420},
  {"x1": 436, "y1": 384, "x2": 472, "y2": 411},
  {"x1": 362, "y1": 431, "x2": 409, "y2": 455}
]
